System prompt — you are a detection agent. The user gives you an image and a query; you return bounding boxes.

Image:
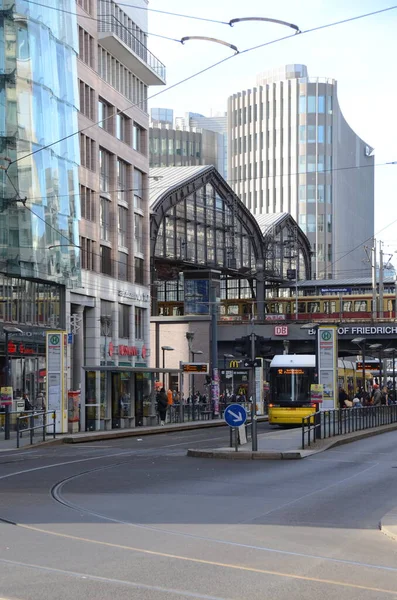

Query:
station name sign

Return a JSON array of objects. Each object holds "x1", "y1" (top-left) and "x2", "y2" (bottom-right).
[{"x1": 338, "y1": 325, "x2": 397, "y2": 336}]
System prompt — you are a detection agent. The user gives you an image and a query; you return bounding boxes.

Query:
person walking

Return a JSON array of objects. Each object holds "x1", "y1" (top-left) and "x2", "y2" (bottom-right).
[
  {"x1": 372, "y1": 384, "x2": 382, "y2": 406},
  {"x1": 157, "y1": 387, "x2": 168, "y2": 426}
]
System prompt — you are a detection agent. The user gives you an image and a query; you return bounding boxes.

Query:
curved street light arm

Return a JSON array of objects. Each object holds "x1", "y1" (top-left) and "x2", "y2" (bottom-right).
[
  {"x1": 229, "y1": 17, "x2": 301, "y2": 34},
  {"x1": 180, "y1": 36, "x2": 239, "y2": 54}
]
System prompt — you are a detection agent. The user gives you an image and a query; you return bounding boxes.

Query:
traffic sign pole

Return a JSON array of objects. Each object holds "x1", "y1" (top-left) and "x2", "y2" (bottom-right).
[{"x1": 251, "y1": 332, "x2": 258, "y2": 451}]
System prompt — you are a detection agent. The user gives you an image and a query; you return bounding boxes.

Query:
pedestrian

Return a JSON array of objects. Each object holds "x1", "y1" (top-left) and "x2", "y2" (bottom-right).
[
  {"x1": 338, "y1": 387, "x2": 348, "y2": 409},
  {"x1": 23, "y1": 393, "x2": 32, "y2": 411},
  {"x1": 372, "y1": 384, "x2": 382, "y2": 406},
  {"x1": 381, "y1": 386, "x2": 388, "y2": 406},
  {"x1": 157, "y1": 387, "x2": 168, "y2": 426}
]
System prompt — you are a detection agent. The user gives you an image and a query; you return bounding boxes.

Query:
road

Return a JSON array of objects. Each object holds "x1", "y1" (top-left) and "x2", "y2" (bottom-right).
[{"x1": 1, "y1": 425, "x2": 397, "y2": 600}]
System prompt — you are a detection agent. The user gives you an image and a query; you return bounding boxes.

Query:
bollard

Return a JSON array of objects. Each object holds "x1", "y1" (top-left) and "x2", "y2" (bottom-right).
[
  {"x1": 53, "y1": 412, "x2": 56, "y2": 438},
  {"x1": 30, "y1": 413, "x2": 34, "y2": 445}
]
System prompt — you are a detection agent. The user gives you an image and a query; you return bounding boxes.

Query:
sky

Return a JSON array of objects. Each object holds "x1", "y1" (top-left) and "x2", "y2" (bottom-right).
[{"x1": 146, "y1": 0, "x2": 397, "y2": 266}]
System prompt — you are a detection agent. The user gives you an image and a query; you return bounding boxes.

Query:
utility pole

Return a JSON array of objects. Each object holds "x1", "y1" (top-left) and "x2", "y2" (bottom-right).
[
  {"x1": 250, "y1": 332, "x2": 258, "y2": 451},
  {"x1": 371, "y1": 240, "x2": 377, "y2": 320},
  {"x1": 379, "y1": 240, "x2": 384, "y2": 319}
]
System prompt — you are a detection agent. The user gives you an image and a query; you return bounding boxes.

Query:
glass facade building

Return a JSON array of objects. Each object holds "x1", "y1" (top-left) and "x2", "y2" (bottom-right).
[{"x1": 0, "y1": 0, "x2": 80, "y2": 286}]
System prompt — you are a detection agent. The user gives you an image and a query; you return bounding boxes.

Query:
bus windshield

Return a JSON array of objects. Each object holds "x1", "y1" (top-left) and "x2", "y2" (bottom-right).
[{"x1": 270, "y1": 367, "x2": 314, "y2": 406}]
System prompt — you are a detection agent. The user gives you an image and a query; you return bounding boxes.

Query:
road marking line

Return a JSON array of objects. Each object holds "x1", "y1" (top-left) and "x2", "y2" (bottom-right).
[
  {"x1": 0, "y1": 558, "x2": 231, "y2": 600},
  {"x1": 15, "y1": 524, "x2": 397, "y2": 596}
]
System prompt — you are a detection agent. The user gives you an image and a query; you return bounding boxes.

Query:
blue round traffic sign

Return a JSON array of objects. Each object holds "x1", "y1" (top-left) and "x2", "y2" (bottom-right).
[{"x1": 224, "y1": 404, "x2": 247, "y2": 427}]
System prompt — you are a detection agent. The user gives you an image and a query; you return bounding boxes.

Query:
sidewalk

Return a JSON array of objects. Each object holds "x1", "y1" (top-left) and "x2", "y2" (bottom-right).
[
  {"x1": 0, "y1": 416, "x2": 268, "y2": 450},
  {"x1": 187, "y1": 420, "x2": 397, "y2": 460},
  {"x1": 381, "y1": 507, "x2": 397, "y2": 542}
]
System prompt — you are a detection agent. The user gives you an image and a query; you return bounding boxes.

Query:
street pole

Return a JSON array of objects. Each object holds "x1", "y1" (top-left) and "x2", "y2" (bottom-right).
[
  {"x1": 210, "y1": 281, "x2": 219, "y2": 416},
  {"x1": 251, "y1": 331, "x2": 257, "y2": 451},
  {"x1": 362, "y1": 342, "x2": 366, "y2": 392},
  {"x1": 4, "y1": 331, "x2": 10, "y2": 440},
  {"x1": 393, "y1": 353, "x2": 396, "y2": 403},
  {"x1": 5, "y1": 330, "x2": 9, "y2": 387}
]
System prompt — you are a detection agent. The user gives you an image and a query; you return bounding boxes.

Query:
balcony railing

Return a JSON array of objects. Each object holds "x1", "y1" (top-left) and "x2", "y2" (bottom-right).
[{"x1": 98, "y1": 14, "x2": 166, "y2": 81}]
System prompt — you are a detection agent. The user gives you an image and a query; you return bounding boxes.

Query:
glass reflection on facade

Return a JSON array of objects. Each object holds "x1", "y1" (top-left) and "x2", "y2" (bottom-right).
[{"x1": 0, "y1": 0, "x2": 80, "y2": 286}]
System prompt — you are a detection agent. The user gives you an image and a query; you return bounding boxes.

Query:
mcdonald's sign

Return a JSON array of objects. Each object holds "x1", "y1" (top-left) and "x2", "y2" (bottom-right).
[{"x1": 229, "y1": 360, "x2": 240, "y2": 369}]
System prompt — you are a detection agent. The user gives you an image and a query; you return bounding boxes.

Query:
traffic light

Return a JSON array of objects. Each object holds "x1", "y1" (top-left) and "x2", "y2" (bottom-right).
[
  {"x1": 255, "y1": 336, "x2": 271, "y2": 357},
  {"x1": 234, "y1": 335, "x2": 250, "y2": 356}
]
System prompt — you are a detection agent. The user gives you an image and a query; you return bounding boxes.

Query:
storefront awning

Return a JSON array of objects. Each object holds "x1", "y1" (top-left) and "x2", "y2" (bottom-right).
[{"x1": 83, "y1": 366, "x2": 182, "y2": 373}]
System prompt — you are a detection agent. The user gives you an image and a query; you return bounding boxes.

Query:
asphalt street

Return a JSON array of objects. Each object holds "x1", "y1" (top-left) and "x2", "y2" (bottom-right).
[{"x1": 1, "y1": 424, "x2": 397, "y2": 600}]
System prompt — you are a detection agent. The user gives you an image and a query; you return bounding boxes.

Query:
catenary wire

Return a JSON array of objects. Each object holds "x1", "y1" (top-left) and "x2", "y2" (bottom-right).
[
  {"x1": 8, "y1": 160, "x2": 397, "y2": 204},
  {"x1": 7, "y1": 5, "x2": 396, "y2": 169},
  {"x1": 19, "y1": 0, "x2": 182, "y2": 43}
]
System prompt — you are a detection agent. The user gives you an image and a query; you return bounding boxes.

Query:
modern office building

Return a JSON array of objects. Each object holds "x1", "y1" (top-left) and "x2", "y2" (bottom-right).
[
  {"x1": 149, "y1": 109, "x2": 227, "y2": 177},
  {"x1": 72, "y1": 0, "x2": 166, "y2": 430},
  {"x1": 0, "y1": 0, "x2": 80, "y2": 402},
  {"x1": 228, "y1": 64, "x2": 375, "y2": 279}
]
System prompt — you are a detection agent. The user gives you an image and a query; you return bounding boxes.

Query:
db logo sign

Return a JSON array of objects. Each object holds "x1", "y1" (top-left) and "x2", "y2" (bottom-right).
[{"x1": 274, "y1": 325, "x2": 288, "y2": 336}]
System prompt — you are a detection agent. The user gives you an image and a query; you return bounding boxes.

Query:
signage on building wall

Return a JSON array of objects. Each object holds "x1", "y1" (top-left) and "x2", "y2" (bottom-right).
[
  {"x1": 46, "y1": 331, "x2": 68, "y2": 434},
  {"x1": 108, "y1": 342, "x2": 114, "y2": 357},
  {"x1": 274, "y1": 325, "x2": 288, "y2": 336},
  {"x1": 306, "y1": 324, "x2": 397, "y2": 337},
  {"x1": 118, "y1": 290, "x2": 150, "y2": 303},
  {"x1": 7, "y1": 342, "x2": 36, "y2": 355},
  {"x1": 229, "y1": 360, "x2": 240, "y2": 369},
  {"x1": 265, "y1": 314, "x2": 286, "y2": 321}
]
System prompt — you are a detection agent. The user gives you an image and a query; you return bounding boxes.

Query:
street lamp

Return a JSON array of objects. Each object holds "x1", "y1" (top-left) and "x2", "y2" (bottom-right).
[
  {"x1": 384, "y1": 348, "x2": 397, "y2": 401},
  {"x1": 369, "y1": 343, "x2": 383, "y2": 387},
  {"x1": 223, "y1": 353, "x2": 234, "y2": 398},
  {"x1": 352, "y1": 337, "x2": 366, "y2": 393},
  {"x1": 191, "y1": 349, "x2": 203, "y2": 399},
  {"x1": 161, "y1": 346, "x2": 174, "y2": 390}
]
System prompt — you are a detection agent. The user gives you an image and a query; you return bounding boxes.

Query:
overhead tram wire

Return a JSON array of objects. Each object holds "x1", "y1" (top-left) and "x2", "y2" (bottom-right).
[
  {"x1": 19, "y1": 0, "x2": 182, "y2": 43},
  {"x1": 12, "y1": 158, "x2": 397, "y2": 204},
  {"x1": 7, "y1": 4, "x2": 397, "y2": 171}
]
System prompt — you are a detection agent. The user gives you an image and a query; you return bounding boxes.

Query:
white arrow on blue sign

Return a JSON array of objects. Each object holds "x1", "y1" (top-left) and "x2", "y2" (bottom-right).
[{"x1": 224, "y1": 404, "x2": 247, "y2": 427}]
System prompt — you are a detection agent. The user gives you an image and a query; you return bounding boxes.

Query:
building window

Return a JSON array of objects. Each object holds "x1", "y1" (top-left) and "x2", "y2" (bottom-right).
[
  {"x1": 80, "y1": 237, "x2": 95, "y2": 271},
  {"x1": 100, "y1": 197, "x2": 111, "y2": 241},
  {"x1": 307, "y1": 96, "x2": 316, "y2": 113},
  {"x1": 326, "y1": 184, "x2": 332, "y2": 204},
  {"x1": 327, "y1": 214, "x2": 332, "y2": 233},
  {"x1": 134, "y1": 213, "x2": 143, "y2": 254},
  {"x1": 98, "y1": 99, "x2": 113, "y2": 133},
  {"x1": 299, "y1": 125, "x2": 305, "y2": 143},
  {"x1": 327, "y1": 95, "x2": 333, "y2": 114},
  {"x1": 326, "y1": 155, "x2": 332, "y2": 173},
  {"x1": 77, "y1": 0, "x2": 92, "y2": 14},
  {"x1": 328, "y1": 243, "x2": 332, "y2": 262},
  {"x1": 317, "y1": 214, "x2": 324, "y2": 232},
  {"x1": 118, "y1": 304, "x2": 130, "y2": 338},
  {"x1": 134, "y1": 169, "x2": 143, "y2": 210},
  {"x1": 307, "y1": 214, "x2": 315, "y2": 233},
  {"x1": 116, "y1": 113, "x2": 128, "y2": 142},
  {"x1": 318, "y1": 184, "x2": 325, "y2": 202},
  {"x1": 117, "y1": 159, "x2": 128, "y2": 202},
  {"x1": 299, "y1": 95, "x2": 306, "y2": 114},
  {"x1": 299, "y1": 214, "x2": 306, "y2": 233},
  {"x1": 80, "y1": 185, "x2": 95, "y2": 221},
  {"x1": 80, "y1": 134, "x2": 95, "y2": 171},
  {"x1": 307, "y1": 155, "x2": 316, "y2": 172},
  {"x1": 100, "y1": 245, "x2": 112, "y2": 276},
  {"x1": 327, "y1": 125, "x2": 332, "y2": 143},
  {"x1": 134, "y1": 257, "x2": 144, "y2": 285},
  {"x1": 318, "y1": 96, "x2": 325, "y2": 113},
  {"x1": 135, "y1": 307, "x2": 145, "y2": 340},
  {"x1": 118, "y1": 206, "x2": 128, "y2": 246},
  {"x1": 299, "y1": 185, "x2": 306, "y2": 200},
  {"x1": 318, "y1": 155, "x2": 325, "y2": 172},
  {"x1": 78, "y1": 27, "x2": 94, "y2": 67},
  {"x1": 318, "y1": 125, "x2": 324, "y2": 143},
  {"x1": 100, "y1": 300, "x2": 112, "y2": 334},
  {"x1": 118, "y1": 251, "x2": 128, "y2": 281},
  {"x1": 307, "y1": 125, "x2": 316, "y2": 143},
  {"x1": 79, "y1": 80, "x2": 95, "y2": 120},
  {"x1": 299, "y1": 155, "x2": 306, "y2": 173},
  {"x1": 99, "y1": 148, "x2": 111, "y2": 191},
  {"x1": 133, "y1": 123, "x2": 144, "y2": 153}
]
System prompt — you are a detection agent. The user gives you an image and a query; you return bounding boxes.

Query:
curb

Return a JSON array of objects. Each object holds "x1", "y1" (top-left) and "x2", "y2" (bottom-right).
[
  {"x1": 380, "y1": 507, "x2": 397, "y2": 542},
  {"x1": 62, "y1": 416, "x2": 269, "y2": 444},
  {"x1": 187, "y1": 422, "x2": 397, "y2": 460},
  {"x1": 187, "y1": 449, "x2": 303, "y2": 460}
]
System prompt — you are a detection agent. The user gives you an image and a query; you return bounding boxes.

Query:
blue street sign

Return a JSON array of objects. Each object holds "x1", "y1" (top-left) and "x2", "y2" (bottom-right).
[
  {"x1": 224, "y1": 404, "x2": 247, "y2": 427},
  {"x1": 68, "y1": 333, "x2": 73, "y2": 344}
]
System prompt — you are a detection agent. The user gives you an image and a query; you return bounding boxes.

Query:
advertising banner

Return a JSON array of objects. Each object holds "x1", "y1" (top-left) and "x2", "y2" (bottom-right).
[{"x1": 317, "y1": 326, "x2": 338, "y2": 410}]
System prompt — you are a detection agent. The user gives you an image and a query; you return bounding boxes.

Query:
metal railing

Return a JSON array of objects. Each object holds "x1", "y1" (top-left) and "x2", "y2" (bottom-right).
[
  {"x1": 98, "y1": 14, "x2": 166, "y2": 80},
  {"x1": 16, "y1": 410, "x2": 56, "y2": 449},
  {"x1": 302, "y1": 405, "x2": 397, "y2": 449}
]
